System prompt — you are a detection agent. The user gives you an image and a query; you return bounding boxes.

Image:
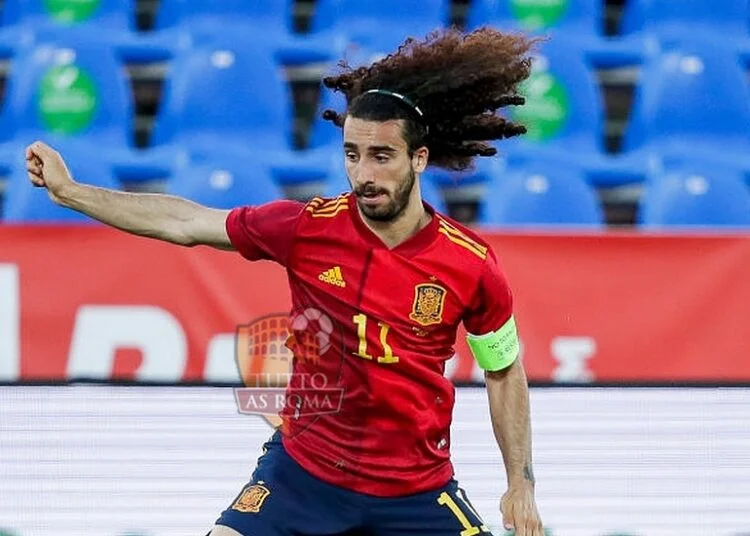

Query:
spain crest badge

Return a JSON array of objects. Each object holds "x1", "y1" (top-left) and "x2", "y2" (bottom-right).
[
  {"x1": 231, "y1": 483, "x2": 271, "y2": 513},
  {"x1": 409, "y1": 283, "x2": 447, "y2": 326}
]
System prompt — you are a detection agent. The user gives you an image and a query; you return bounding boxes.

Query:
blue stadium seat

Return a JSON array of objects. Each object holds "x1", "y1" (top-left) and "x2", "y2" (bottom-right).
[
  {"x1": 155, "y1": 0, "x2": 292, "y2": 33},
  {"x1": 638, "y1": 161, "x2": 750, "y2": 229},
  {"x1": 141, "y1": 32, "x2": 331, "y2": 187},
  {"x1": 481, "y1": 40, "x2": 631, "y2": 186},
  {"x1": 0, "y1": 0, "x2": 155, "y2": 61},
  {"x1": 2, "y1": 0, "x2": 135, "y2": 36},
  {"x1": 2, "y1": 0, "x2": 134, "y2": 31},
  {"x1": 477, "y1": 160, "x2": 604, "y2": 227},
  {"x1": 467, "y1": 0, "x2": 602, "y2": 37},
  {"x1": 466, "y1": 0, "x2": 634, "y2": 66},
  {"x1": 508, "y1": 41, "x2": 604, "y2": 157},
  {"x1": 620, "y1": 0, "x2": 749, "y2": 40},
  {"x1": 150, "y1": 0, "x2": 328, "y2": 64},
  {"x1": 150, "y1": 34, "x2": 293, "y2": 156},
  {"x1": 168, "y1": 159, "x2": 284, "y2": 210},
  {"x1": 2, "y1": 150, "x2": 117, "y2": 223},
  {"x1": 617, "y1": 0, "x2": 750, "y2": 65},
  {"x1": 622, "y1": 39, "x2": 750, "y2": 177},
  {"x1": 0, "y1": 39, "x2": 135, "y2": 163},
  {"x1": 426, "y1": 40, "x2": 612, "y2": 188},
  {"x1": 323, "y1": 155, "x2": 448, "y2": 213},
  {"x1": 310, "y1": 0, "x2": 449, "y2": 54}
]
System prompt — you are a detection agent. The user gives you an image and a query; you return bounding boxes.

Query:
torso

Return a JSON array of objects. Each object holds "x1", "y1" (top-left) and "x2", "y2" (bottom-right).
[{"x1": 279, "y1": 194, "x2": 492, "y2": 497}]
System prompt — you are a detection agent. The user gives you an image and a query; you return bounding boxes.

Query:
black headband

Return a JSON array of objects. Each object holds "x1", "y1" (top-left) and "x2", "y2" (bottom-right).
[{"x1": 363, "y1": 89, "x2": 428, "y2": 133}]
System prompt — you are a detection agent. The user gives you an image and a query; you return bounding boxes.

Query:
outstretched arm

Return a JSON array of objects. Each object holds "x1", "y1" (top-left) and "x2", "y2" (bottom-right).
[{"x1": 25, "y1": 141, "x2": 232, "y2": 249}]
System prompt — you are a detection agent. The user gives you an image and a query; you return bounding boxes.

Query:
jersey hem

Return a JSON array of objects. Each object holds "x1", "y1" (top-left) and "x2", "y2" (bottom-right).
[{"x1": 282, "y1": 435, "x2": 455, "y2": 498}]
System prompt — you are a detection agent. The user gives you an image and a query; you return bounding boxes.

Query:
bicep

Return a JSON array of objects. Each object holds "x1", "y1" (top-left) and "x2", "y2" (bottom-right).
[
  {"x1": 463, "y1": 254, "x2": 519, "y2": 371},
  {"x1": 463, "y1": 256, "x2": 513, "y2": 336},
  {"x1": 224, "y1": 201, "x2": 303, "y2": 263},
  {"x1": 186, "y1": 207, "x2": 234, "y2": 250}
]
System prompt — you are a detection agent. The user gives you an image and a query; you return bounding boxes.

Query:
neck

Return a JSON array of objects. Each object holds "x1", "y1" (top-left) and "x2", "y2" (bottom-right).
[{"x1": 359, "y1": 191, "x2": 431, "y2": 250}]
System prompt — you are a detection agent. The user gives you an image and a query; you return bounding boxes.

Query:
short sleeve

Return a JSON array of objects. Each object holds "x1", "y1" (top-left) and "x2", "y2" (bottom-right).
[
  {"x1": 463, "y1": 252, "x2": 514, "y2": 336},
  {"x1": 225, "y1": 200, "x2": 304, "y2": 266}
]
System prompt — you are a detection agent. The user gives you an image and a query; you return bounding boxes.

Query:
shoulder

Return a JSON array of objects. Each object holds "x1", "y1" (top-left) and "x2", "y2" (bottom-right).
[
  {"x1": 228, "y1": 195, "x2": 350, "y2": 233},
  {"x1": 226, "y1": 199, "x2": 308, "y2": 233},
  {"x1": 229, "y1": 199, "x2": 306, "y2": 219},
  {"x1": 433, "y1": 212, "x2": 495, "y2": 265},
  {"x1": 301, "y1": 193, "x2": 352, "y2": 222},
  {"x1": 224, "y1": 199, "x2": 308, "y2": 264}
]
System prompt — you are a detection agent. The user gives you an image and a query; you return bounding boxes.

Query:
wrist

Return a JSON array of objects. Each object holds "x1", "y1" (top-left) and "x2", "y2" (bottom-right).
[
  {"x1": 507, "y1": 462, "x2": 535, "y2": 490},
  {"x1": 507, "y1": 476, "x2": 535, "y2": 491}
]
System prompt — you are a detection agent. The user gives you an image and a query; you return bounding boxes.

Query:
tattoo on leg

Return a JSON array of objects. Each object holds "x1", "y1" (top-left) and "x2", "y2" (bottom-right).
[{"x1": 523, "y1": 463, "x2": 535, "y2": 484}]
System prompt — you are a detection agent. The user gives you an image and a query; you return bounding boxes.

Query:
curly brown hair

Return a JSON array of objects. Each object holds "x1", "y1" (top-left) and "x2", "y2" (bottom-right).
[{"x1": 321, "y1": 27, "x2": 540, "y2": 171}]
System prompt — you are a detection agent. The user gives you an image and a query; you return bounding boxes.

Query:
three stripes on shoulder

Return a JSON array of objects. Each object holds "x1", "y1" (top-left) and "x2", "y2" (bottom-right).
[
  {"x1": 306, "y1": 195, "x2": 349, "y2": 218},
  {"x1": 436, "y1": 216, "x2": 487, "y2": 260}
]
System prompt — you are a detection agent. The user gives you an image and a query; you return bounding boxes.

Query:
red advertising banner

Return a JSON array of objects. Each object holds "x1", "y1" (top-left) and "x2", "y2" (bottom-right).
[{"x1": 2, "y1": 226, "x2": 750, "y2": 384}]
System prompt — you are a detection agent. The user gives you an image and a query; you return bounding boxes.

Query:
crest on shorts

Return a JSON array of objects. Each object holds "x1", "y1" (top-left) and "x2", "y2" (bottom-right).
[
  {"x1": 231, "y1": 483, "x2": 271, "y2": 513},
  {"x1": 409, "y1": 283, "x2": 447, "y2": 326}
]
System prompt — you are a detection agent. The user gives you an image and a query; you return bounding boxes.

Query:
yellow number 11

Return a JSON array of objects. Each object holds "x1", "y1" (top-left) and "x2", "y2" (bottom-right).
[
  {"x1": 352, "y1": 313, "x2": 399, "y2": 364},
  {"x1": 437, "y1": 490, "x2": 490, "y2": 536}
]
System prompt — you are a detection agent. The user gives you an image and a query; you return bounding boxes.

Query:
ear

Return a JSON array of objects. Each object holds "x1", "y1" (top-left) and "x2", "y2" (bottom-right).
[{"x1": 412, "y1": 146, "x2": 429, "y2": 173}]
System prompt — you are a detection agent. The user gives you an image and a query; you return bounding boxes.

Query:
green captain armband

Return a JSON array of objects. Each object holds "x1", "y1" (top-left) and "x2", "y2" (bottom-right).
[{"x1": 466, "y1": 315, "x2": 520, "y2": 371}]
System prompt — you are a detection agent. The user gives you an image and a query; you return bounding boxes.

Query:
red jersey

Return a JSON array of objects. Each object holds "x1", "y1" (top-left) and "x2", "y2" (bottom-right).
[{"x1": 226, "y1": 193, "x2": 513, "y2": 497}]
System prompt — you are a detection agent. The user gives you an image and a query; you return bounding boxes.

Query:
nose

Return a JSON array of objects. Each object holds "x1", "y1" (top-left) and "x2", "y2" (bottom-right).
[{"x1": 351, "y1": 160, "x2": 376, "y2": 187}]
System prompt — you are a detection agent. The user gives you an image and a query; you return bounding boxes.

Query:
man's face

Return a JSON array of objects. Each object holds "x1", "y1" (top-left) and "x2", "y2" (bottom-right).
[{"x1": 342, "y1": 117, "x2": 428, "y2": 222}]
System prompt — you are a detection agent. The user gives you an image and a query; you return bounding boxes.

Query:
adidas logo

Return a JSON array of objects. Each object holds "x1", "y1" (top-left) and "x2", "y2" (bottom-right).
[{"x1": 318, "y1": 266, "x2": 346, "y2": 288}]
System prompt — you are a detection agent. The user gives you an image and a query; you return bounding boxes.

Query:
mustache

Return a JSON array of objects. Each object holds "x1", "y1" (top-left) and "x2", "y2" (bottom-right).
[{"x1": 355, "y1": 184, "x2": 388, "y2": 196}]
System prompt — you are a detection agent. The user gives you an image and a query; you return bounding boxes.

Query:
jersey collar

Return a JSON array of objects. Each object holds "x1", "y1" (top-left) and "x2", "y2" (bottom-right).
[{"x1": 348, "y1": 193, "x2": 439, "y2": 257}]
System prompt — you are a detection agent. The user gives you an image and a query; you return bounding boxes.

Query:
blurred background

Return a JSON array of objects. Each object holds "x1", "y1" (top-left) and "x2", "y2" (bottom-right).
[
  {"x1": 1, "y1": 1, "x2": 750, "y2": 535},
  {"x1": 0, "y1": 0, "x2": 750, "y2": 227}
]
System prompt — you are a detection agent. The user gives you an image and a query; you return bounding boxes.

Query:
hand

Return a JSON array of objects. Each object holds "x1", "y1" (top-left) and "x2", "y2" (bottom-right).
[
  {"x1": 25, "y1": 141, "x2": 76, "y2": 205},
  {"x1": 501, "y1": 485, "x2": 544, "y2": 536}
]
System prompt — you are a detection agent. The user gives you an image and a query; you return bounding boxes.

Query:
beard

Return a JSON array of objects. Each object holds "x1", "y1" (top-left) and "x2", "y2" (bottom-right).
[{"x1": 354, "y1": 167, "x2": 416, "y2": 223}]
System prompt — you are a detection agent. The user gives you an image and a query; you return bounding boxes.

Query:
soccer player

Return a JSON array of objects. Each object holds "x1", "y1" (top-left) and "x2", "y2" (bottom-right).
[{"x1": 25, "y1": 27, "x2": 544, "y2": 536}]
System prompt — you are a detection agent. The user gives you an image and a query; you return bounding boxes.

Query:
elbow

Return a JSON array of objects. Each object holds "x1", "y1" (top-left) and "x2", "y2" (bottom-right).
[
  {"x1": 159, "y1": 230, "x2": 198, "y2": 247},
  {"x1": 176, "y1": 235, "x2": 199, "y2": 247},
  {"x1": 165, "y1": 223, "x2": 200, "y2": 247}
]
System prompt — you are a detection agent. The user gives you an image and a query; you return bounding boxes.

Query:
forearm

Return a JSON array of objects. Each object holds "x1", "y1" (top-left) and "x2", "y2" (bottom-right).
[
  {"x1": 486, "y1": 359, "x2": 535, "y2": 489},
  {"x1": 57, "y1": 182, "x2": 226, "y2": 247}
]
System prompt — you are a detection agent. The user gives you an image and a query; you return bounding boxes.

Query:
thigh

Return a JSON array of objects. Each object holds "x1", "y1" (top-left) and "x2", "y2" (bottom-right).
[
  {"x1": 213, "y1": 432, "x2": 362, "y2": 536},
  {"x1": 208, "y1": 526, "x2": 244, "y2": 536},
  {"x1": 367, "y1": 479, "x2": 495, "y2": 536}
]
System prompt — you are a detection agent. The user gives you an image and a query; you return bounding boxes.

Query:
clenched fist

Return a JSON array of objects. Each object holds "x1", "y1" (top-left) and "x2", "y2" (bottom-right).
[
  {"x1": 25, "y1": 141, "x2": 76, "y2": 205},
  {"x1": 501, "y1": 485, "x2": 544, "y2": 536}
]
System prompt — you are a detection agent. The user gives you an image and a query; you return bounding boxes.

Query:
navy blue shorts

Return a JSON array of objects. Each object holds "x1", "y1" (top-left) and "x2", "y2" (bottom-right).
[{"x1": 214, "y1": 431, "x2": 495, "y2": 536}]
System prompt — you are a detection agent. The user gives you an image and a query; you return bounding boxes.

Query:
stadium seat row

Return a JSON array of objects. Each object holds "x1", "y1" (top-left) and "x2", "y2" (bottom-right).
[
  {"x1": 5, "y1": 148, "x2": 750, "y2": 229},
  {"x1": 0, "y1": 0, "x2": 748, "y2": 65},
  {"x1": 0, "y1": 3, "x2": 748, "y2": 228},
  {"x1": 314, "y1": 36, "x2": 750, "y2": 191},
  {"x1": 1, "y1": 32, "x2": 748, "y2": 189}
]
